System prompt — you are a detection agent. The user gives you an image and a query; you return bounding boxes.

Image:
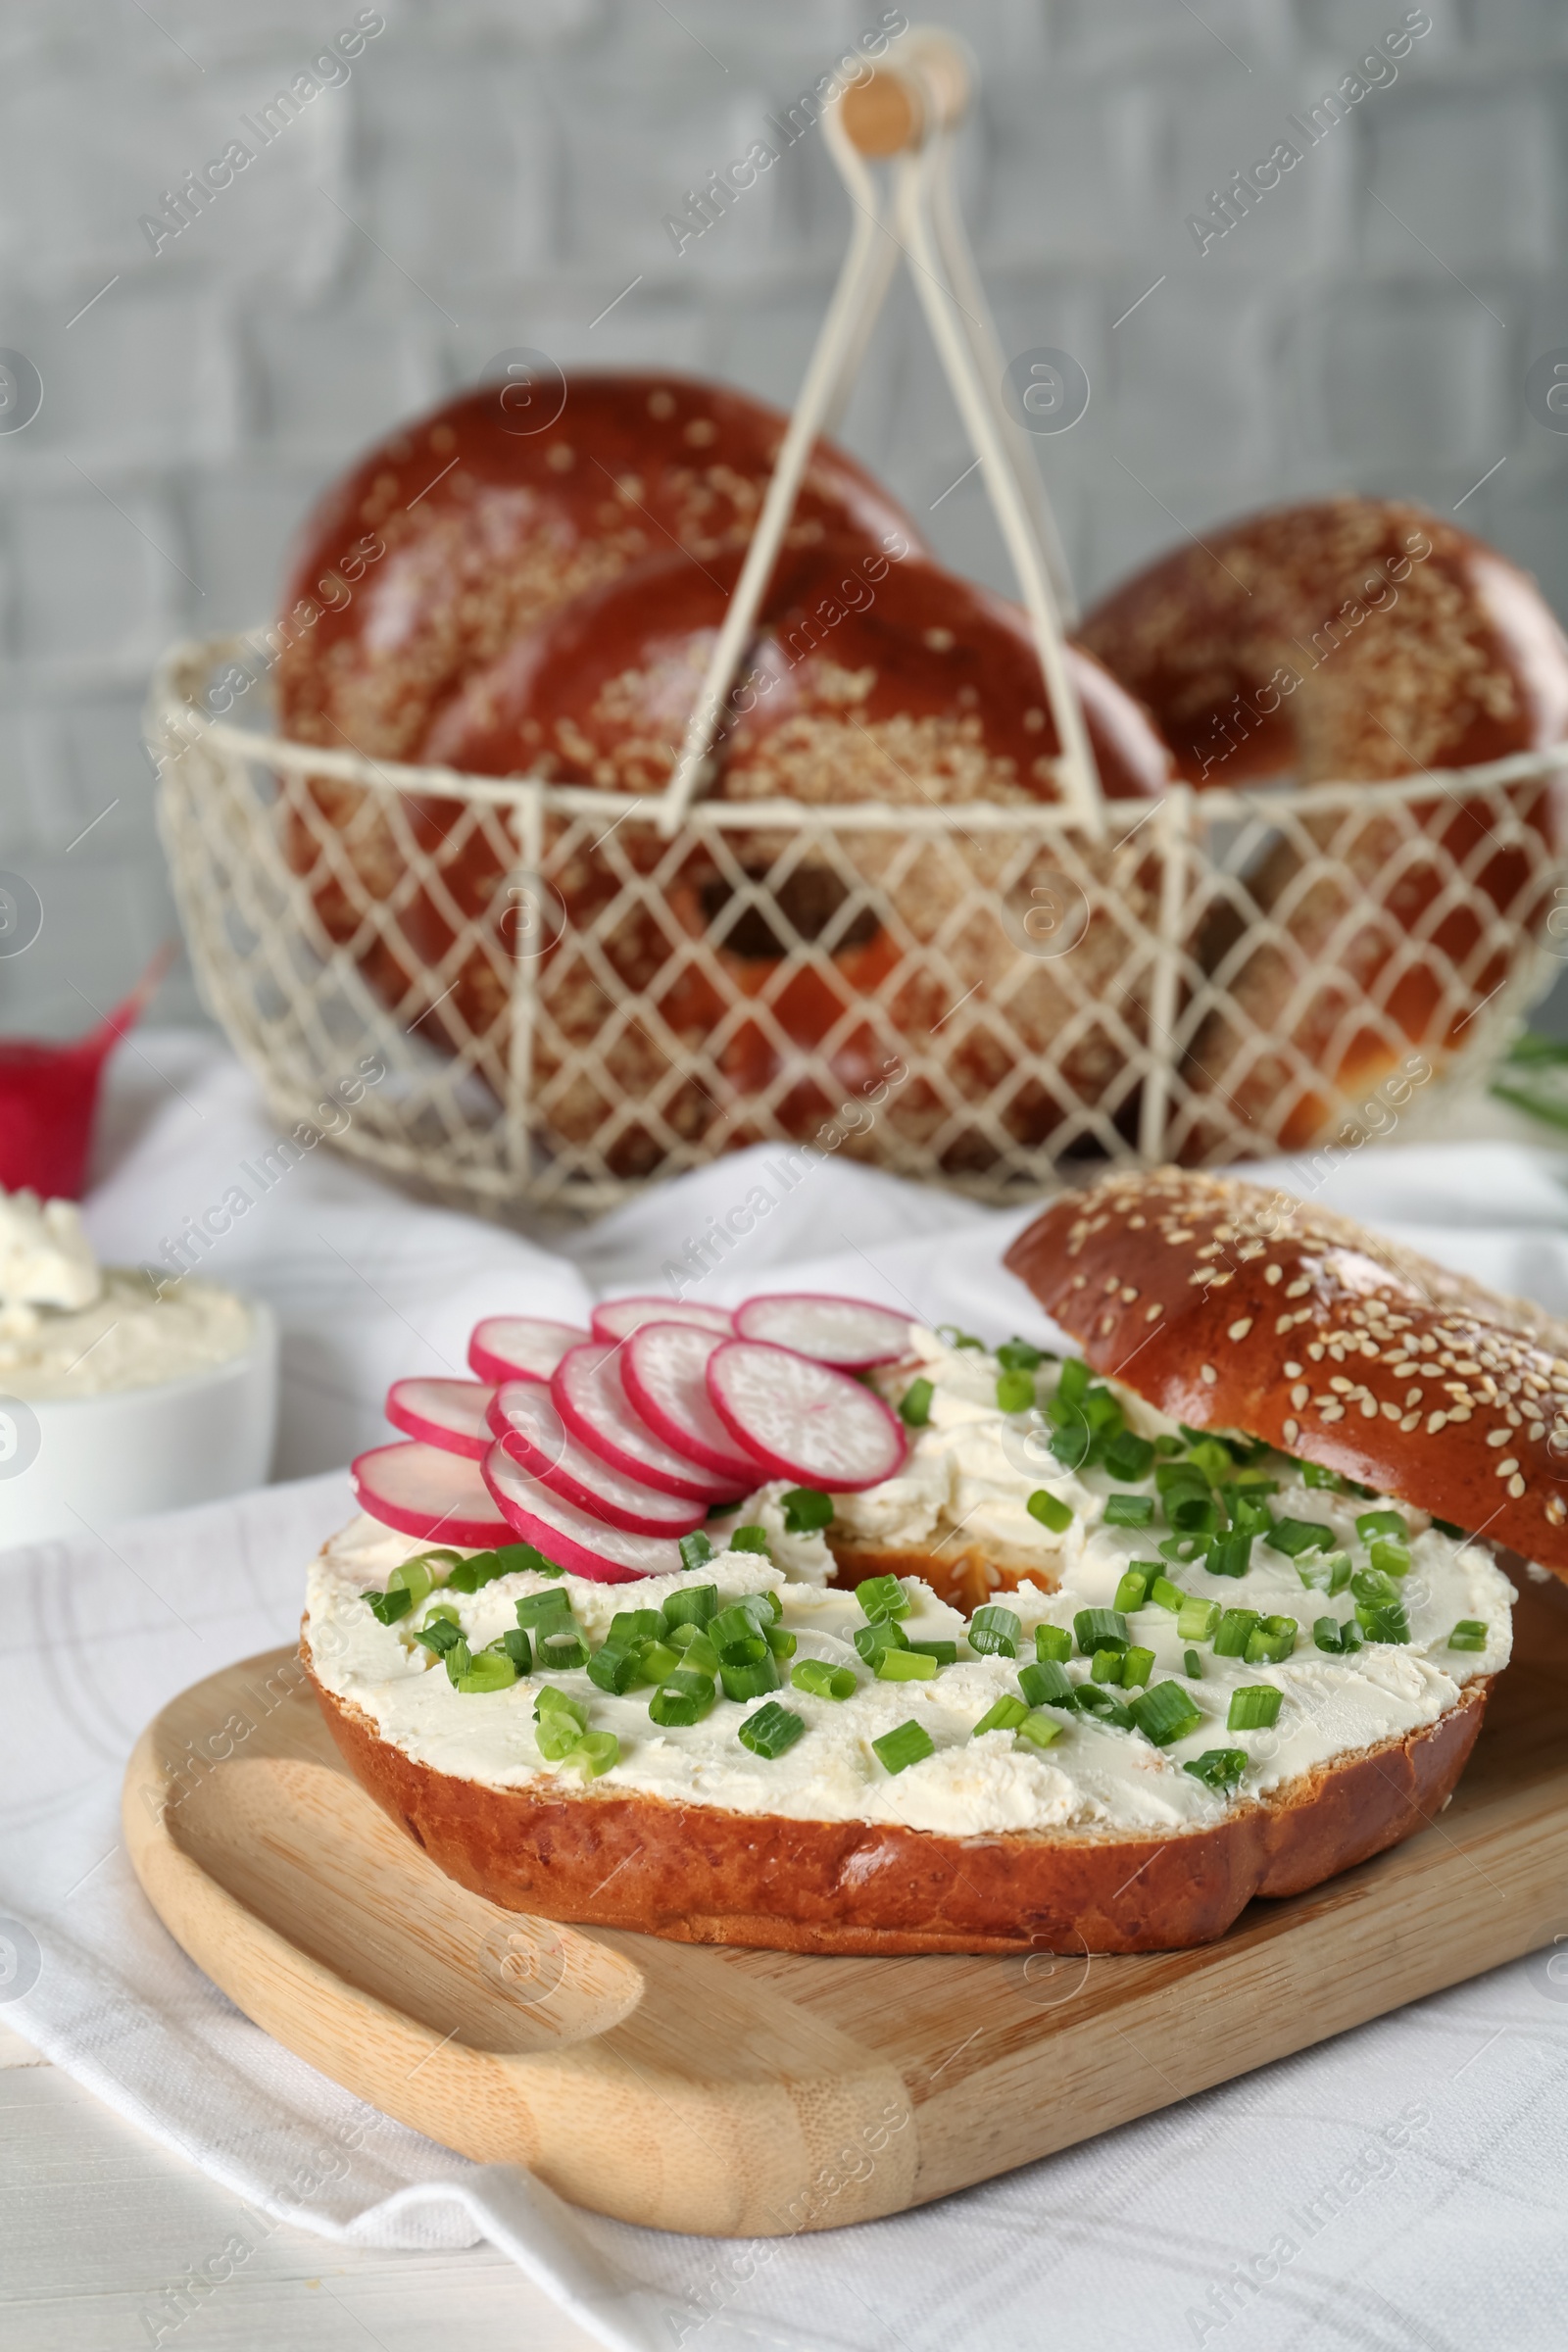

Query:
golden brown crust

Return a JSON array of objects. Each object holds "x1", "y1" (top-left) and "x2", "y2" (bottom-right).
[
  {"x1": 1004, "y1": 1165, "x2": 1568, "y2": 1574},
  {"x1": 305, "y1": 1644, "x2": 1490, "y2": 1956}
]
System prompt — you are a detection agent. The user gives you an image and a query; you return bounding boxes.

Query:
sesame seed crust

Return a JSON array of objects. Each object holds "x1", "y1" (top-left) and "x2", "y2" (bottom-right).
[{"x1": 1005, "y1": 1167, "x2": 1568, "y2": 1575}]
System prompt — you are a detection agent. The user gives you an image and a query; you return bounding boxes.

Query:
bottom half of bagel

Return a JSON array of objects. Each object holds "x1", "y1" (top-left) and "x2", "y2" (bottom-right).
[{"x1": 301, "y1": 1496, "x2": 1505, "y2": 1957}]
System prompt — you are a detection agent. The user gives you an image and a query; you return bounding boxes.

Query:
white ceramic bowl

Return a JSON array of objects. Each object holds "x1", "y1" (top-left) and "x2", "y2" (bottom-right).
[{"x1": 0, "y1": 1298, "x2": 279, "y2": 1550}]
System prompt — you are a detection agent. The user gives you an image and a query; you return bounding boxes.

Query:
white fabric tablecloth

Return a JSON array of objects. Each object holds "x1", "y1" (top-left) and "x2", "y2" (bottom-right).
[{"x1": 6, "y1": 1032, "x2": 1568, "y2": 2352}]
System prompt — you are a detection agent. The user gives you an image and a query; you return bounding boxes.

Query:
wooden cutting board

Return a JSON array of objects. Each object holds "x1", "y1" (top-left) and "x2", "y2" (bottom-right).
[{"x1": 122, "y1": 1570, "x2": 1568, "y2": 2239}]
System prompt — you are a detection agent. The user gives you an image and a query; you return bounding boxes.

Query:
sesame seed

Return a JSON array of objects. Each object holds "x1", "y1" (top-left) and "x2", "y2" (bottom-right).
[
  {"x1": 1200, "y1": 1364, "x2": 1218, "y2": 1384},
  {"x1": 1146, "y1": 1302, "x2": 1163, "y2": 1321},
  {"x1": 1321, "y1": 1402, "x2": 1346, "y2": 1422},
  {"x1": 1229, "y1": 1318, "x2": 1252, "y2": 1341},
  {"x1": 1307, "y1": 1343, "x2": 1325, "y2": 1362},
  {"x1": 1546, "y1": 1495, "x2": 1566, "y2": 1526},
  {"x1": 1359, "y1": 1397, "x2": 1378, "y2": 1418},
  {"x1": 1291, "y1": 1383, "x2": 1309, "y2": 1408},
  {"x1": 1284, "y1": 1361, "x2": 1302, "y2": 1378},
  {"x1": 1509, "y1": 1474, "x2": 1527, "y2": 1498},
  {"x1": 1496, "y1": 1457, "x2": 1520, "y2": 1477},
  {"x1": 1400, "y1": 1411, "x2": 1420, "y2": 1432},
  {"x1": 1283, "y1": 1417, "x2": 1299, "y2": 1443},
  {"x1": 1405, "y1": 1389, "x2": 1423, "y2": 1407},
  {"x1": 1285, "y1": 1279, "x2": 1311, "y2": 1298},
  {"x1": 1487, "y1": 1429, "x2": 1509, "y2": 1448},
  {"x1": 1381, "y1": 1400, "x2": 1400, "y2": 1422},
  {"x1": 1264, "y1": 1266, "x2": 1283, "y2": 1286},
  {"x1": 1428, "y1": 1412, "x2": 1447, "y2": 1433}
]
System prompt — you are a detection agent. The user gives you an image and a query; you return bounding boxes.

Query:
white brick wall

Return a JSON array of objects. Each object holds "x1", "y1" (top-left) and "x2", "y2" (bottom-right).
[{"x1": 3, "y1": 0, "x2": 1568, "y2": 1041}]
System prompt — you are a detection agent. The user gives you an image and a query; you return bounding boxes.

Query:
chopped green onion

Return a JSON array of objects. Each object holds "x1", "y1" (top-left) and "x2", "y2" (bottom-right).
[
  {"x1": 738, "y1": 1701, "x2": 805, "y2": 1758},
  {"x1": 1356, "y1": 1509, "x2": 1409, "y2": 1544},
  {"x1": 1105, "y1": 1494, "x2": 1155, "y2": 1529},
  {"x1": 1227, "y1": 1685, "x2": 1282, "y2": 1732},
  {"x1": 1297, "y1": 1548, "x2": 1352, "y2": 1594},
  {"x1": 972, "y1": 1693, "x2": 1030, "y2": 1737},
  {"x1": 1049, "y1": 1422, "x2": 1092, "y2": 1472},
  {"x1": 726, "y1": 1525, "x2": 770, "y2": 1554},
  {"x1": 662, "y1": 1584, "x2": 718, "y2": 1632},
  {"x1": 905, "y1": 1638, "x2": 957, "y2": 1665},
  {"x1": 443, "y1": 1637, "x2": 473, "y2": 1685},
  {"x1": 562, "y1": 1730, "x2": 619, "y2": 1778},
  {"x1": 411, "y1": 1615, "x2": 464, "y2": 1656},
  {"x1": 1091, "y1": 1646, "x2": 1125, "y2": 1685},
  {"x1": 997, "y1": 1338, "x2": 1045, "y2": 1373},
  {"x1": 711, "y1": 1602, "x2": 769, "y2": 1649},
  {"x1": 1369, "y1": 1539, "x2": 1411, "y2": 1579},
  {"x1": 1184, "y1": 1646, "x2": 1203, "y2": 1679},
  {"x1": 857, "y1": 1574, "x2": 912, "y2": 1624},
  {"x1": 537, "y1": 1625, "x2": 590, "y2": 1672},
  {"x1": 1267, "y1": 1517, "x2": 1335, "y2": 1558},
  {"x1": 720, "y1": 1651, "x2": 781, "y2": 1700},
  {"x1": 1102, "y1": 1429, "x2": 1156, "y2": 1484},
  {"x1": 1017, "y1": 1709, "x2": 1063, "y2": 1750},
  {"x1": 424, "y1": 1599, "x2": 462, "y2": 1626},
  {"x1": 388, "y1": 1555, "x2": 436, "y2": 1607},
  {"x1": 1300, "y1": 1461, "x2": 1347, "y2": 1491},
  {"x1": 1245, "y1": 1615, "x2": 1298, "y2": 1665},
  {"x1": 446, "y1": 1549, "x2": 513, "y2": 1593},
  {"x1": 535, "y1": 1707, "x2": 589, "y2": 1761},
  {"x1": 1355, "y1": 1599, "x2": 1410, "y2": 1644},
  {"x1": 1018, "y1": 1658, "x2": 1073, "y2": 1707},
  {"x1": 639, "y1": 1638, "x2": 681, "y2": 1682},
  {"x1": 1204, "y1": 1531, "x2": 1253, "y2": 1580},
  {"x1": 1447, "y1": 1619, "x2": 1488, "y2": 1650},
  {"x1": 1184, "y1": 1747, "x2": 1248, "y2": 1793},
  {"x1": 791, "y1": 1658, "x2": 858, "y2": 1701},
  {"x1": 1312, "y1": 1615, "x2": 1356, "y2": 1654},
  {"x1": 1170, "y1": 1494, "x2": 1224, "y2": 1538},
  {"x1": 367, "y1": 1585, "x2": 414, "y2": 1626},
  {"x1": 1158, "y1": 1535, "x2": 1208, "y2": 1565},
  {"x1": 1073, "y1": 1686, "x2": 1136, "y2": 1729},
  {"x1": 1130, "y1": 1681, "x2": 1203, "y2": 1746},
  {"x1": 854, "y1": 1620, "x2": 906, "y2": 1664},
  {"x1": 678, "y1": 1531, "x2": 714, "y2": 1572},
  {"x1": 996, "y1": 1368, "x2": 1037, "y2": 1414},
  {"x1": 1212, "y1": 1607, "x2": 1259, "y2": 1658},
  {"x1": 968, "y1": 1603, "x2": 1021, "y2": 1657},
  {"x1": 1121, "y1": 1645, "x2": 1155, "y2": 1690},
  {"x1": 763, "y1": 1622, "x2": 797, "y2": 1660},
  {"x1": 515, "y1": 1589, "x2": 573, "y2": 1629},
  {"x1": 1149, "y1": 1573, "x2": 1187, "y2": 1614},
  {"x1": 456, "y1": 1648, "x2": 517, "y2": 1694},
  {"x1": 1074, "y1": 1607, "x2": 1129, "y2": 1657},
  {"x1": 782, "y1": 1488, "x2": 834, "y2": 1535},
  {"x1": 1177, "y1": 1596, "x2": 1221, "y2": 1642},
  {"x1": 1112, "y1": 1565, "x2": 1152, "y2": 1613},
  {"x1": 877, "y1": 1647, "x2": 940, "y2": 1682},
  {"x1": 586, "y1": 1643, "x2": 645, "y2": 1694},
  {"x1": 1351, "y1": 1567, "x2": 1399, "y2": 1607},
  {"x1": 938, "y1": 1324, "x2": 986, "y2": 1351},
  {"x1": 1184, "y1": 1436, "x2": 1236, "y2": 1485},
  {"x1": 1055, "y1": 1357, "x2": 1089, "y2": 1408},
  {"x1": 1028, "y1": 1489, "x2": 1074, "y2": 1535},
  {"x1": 534, "y1": 1685, "x2": 586, "y2": 1726},
  {"x1": 873, "y1": 1720, "x2": 935, "y2": 1775},
  {"x1": 608, "y1": 1608, "x2": 662, "y2": 1646},
  {"x1": 738, "y1": 1587, "x2": 782, "y2": 1621},
  {"x1": 501, "y1": 1627, "x2": 532, "y2": 1672},
  {"x1": 899, "y1": 1378, "x2": 934, "y2": 1427},
  {"x1": 1034, "y1": 1623, "x2": 1073, "y2": 1663},
  {"x1": 667, "y1": 1623, "x2": 719, "y2": 1673},
  {"x1": 649, "y1": 1667, "x2": 717, "y2": 1726},
  {"x1": 1153, "y1": 1434, "x2": 1184, "y2": 1456}
]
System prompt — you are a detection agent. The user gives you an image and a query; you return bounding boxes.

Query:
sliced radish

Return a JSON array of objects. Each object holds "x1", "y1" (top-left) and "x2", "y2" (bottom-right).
[
  {"x1": 352, "y1": 1440, "x2": 514, "y2": 1545},
  {"x1": 386, "y1": 1377, "x2": 497, "y2": 1460},
  {"x1": 733, "y1": 1293, "x2": 913, "y2": 1369},
  {"x1": 623, "y1": 1322, "x2": 762, "y2": 1486},
  {"x1": 483, "y1": 1446, "x2": 687, "y2": 1583},
  {"x1": 487, "y1": 1382, "x2": 707, "y2": 1537},
  {"x1": 706, "y1": 1340, "x2": 906, "y2": 1492},
  {"x1": 591, "y1": 1296, "x2": 735, "y2": 1344},
  {"x1": 468, "y1": 1315, "x2": 589, "y2": 1386},
  {"x1": 553, "y1": 1343, "x2": 737, "y2": 1503}
]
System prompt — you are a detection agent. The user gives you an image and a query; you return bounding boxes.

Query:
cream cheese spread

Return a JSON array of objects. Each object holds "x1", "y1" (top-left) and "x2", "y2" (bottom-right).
[
  {"x1": 0, "y1": 1187, "x2": 252, "y2": 1399},
  {"x1": 304, "y1": 1329, "x2": 1514, "y2": 1839}
]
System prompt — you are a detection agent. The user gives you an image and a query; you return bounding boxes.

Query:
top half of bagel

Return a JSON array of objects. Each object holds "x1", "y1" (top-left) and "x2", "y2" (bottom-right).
[{"x1": 1005, "y1": 1165, "x2": 1568, "y2": 1575}]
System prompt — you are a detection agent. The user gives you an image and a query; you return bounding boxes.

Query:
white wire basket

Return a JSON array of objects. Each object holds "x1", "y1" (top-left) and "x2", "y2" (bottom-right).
[
  {"x1": 145, "y1": 27, "x2": 1568, "y2": 1216},
  {"x1": 148, "y1": 636, "x2": 1568, "y2": 1215}
]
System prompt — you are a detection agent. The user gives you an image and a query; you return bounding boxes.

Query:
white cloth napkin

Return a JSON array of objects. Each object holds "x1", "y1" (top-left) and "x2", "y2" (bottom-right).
[{"x1": 7, "y1": 1033, "x2": 1568, "y2": 2351}]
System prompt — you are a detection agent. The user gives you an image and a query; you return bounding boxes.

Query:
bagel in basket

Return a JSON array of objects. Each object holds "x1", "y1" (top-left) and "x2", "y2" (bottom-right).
[
  {"x1": 273, "y1": 369, "x2": 921, "y2": 1032},
  {"x1": 410, "y1": 534, "x2": 1172, "y2": 1174},
  {"x1": 301, "y1": 1181, "x2": 1524, "y2": 1956},
  {"x1": 1079, "y1": 497, "x2": 1568, "y2": 1157}
]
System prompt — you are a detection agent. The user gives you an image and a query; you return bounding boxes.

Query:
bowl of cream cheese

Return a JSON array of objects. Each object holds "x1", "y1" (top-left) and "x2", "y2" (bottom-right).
[{"x1": 0, "y1": 1187, "x2": 278, "y2": 1549}]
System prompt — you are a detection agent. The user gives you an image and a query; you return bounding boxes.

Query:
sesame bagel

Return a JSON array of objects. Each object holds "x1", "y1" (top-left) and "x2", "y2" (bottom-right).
[
  {"x1": 1004, "y1": 1165, "x2": 1568, "y2": 1570},
  {"x1": 1079, "y1": 498, "x2": 1568, "y2": 1157}
]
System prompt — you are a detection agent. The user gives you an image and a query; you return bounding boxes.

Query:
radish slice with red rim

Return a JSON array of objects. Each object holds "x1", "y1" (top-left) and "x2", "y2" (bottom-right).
[
  {"x1": 706, "y1": 1339, "x2": 906, "y2": 1491},
  {"x1": 352, "y1": 1440, "x2": 514, "y2": 1545},
  {"x1": 591, "y1": 1296, "x2": 734, "y2": 1344},
  {"x1": 487, "y1": 1382, "x2": 707, "y2": 1536},
  {"x1": 732, "y1": 1294, "x2": 912, "y2": 1369},
  {"x1": 468, "y1": 1315, "x2": 589, "y2": 1386},
  {"x1": 483, "y1": 1445, "x2": 688, "y2": 1583},
  {"x1": 386, "y1": 1377, "x2": 497, "y2": 1460},
  {"x1": 553, "y1": 1342, "x2": 739, "y2": 1503},
  {"x1": 623, "y1": 1322, "x2": 761, "y2": 1486}
]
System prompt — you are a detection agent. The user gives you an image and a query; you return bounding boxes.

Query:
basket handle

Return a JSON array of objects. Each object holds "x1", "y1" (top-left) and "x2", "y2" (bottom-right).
[{"x1": 656, "y1": 26, "x2": 1105, "y2": 841}]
